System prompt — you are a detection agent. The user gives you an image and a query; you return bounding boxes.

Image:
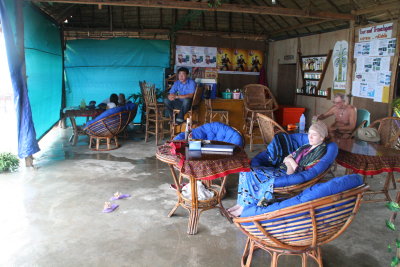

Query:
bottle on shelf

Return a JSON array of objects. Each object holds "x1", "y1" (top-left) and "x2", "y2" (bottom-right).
[{"x1": 299, "y1": 114, "x2": 306, "y2": 133}]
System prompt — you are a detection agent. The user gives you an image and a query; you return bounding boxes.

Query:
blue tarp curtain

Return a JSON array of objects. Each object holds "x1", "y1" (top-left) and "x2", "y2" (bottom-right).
[
  {"x1": 0, "y1": 0, "x2": 39, "y2": 158},
  {"x1": 64, "y1": 38, "x2": 170, "y2": 123}
]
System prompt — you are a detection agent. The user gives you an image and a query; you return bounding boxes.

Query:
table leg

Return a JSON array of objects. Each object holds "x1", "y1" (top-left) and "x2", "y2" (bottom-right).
[
  {"x1": 383, "y1": 172, "x2": 394, "y2": 202},
  {"x1": 187, "y1": 175, "x2": 199, "y2": 235},
  {"x1": 69, "y1": 117, "x2": 79, "y2": 145},
  {"x1": 217, "y1": 176, "x2": 233, "y2": 223},
  {"x1": 168, "y1": 165, "x2": 182, "y2": 217}
]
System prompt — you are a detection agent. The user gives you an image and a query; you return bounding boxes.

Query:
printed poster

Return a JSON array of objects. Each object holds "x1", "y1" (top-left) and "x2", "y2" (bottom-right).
[
  {"x1": 175, "y1": 45, "x2": 217, "y2": 67},
  {"x1": 332, "y1": 40, "x2": 348, "y2": 90},
  {"x1": 359, "y1": 23, "x2": 393, "y2": 42},
  {"x1": 233, "y1": 49, "x2": 248, "y2": 72},
  {"x1": 247, "y1": 50, "x2": 264, "y2": 72},
  {"x1": 217, "y1": 48, "x2": 234, "y2": 71}
]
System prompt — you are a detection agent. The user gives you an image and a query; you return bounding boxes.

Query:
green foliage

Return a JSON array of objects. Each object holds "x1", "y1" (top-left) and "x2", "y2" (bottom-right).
[
  {"x1": 127, "y1": 88, "x2": 168, "y2": 105},
  {"x1": 386, "y1": 219, "x2": 396, "y2": 231},
  {"x1": 208, "y1": 0, "x2": 222, "y2": 8},
  {"x1": 393, "y1": 98, "x2": 400, "y2": 109},
  {"x1": 0, "y1": 152, "x2": 19, "y2": 172},
  {"x1": 392, "y1": 257, "x2": 400, "y2": 267}
]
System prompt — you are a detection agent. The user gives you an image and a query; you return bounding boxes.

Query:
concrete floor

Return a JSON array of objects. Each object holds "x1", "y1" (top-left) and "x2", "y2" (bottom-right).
[{"x1": 0, "y1": 126, "x2": 398, "y2": 267}]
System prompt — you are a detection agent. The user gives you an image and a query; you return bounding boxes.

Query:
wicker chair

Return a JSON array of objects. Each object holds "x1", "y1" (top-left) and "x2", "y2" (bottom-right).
[
  {"x1": 234, "y1": 175, "x2": 368, "y2": 267},
  {"x1": 243, "y1": 84, "x2": 279, "y2": 151},
  {"x1": 143, "y1": 82, "x2": 171, "y2": 145},
  {"x1": 257, "y1": 113, "x2": 287, "y2": 146},
  {"x1": 369, "y1": 117, "x2": 400, "y2": 149},
  {"x1": 85, "y1": 105, "x2": 137, "y2": 151},
  {"x1": 364, "y1": 117, "x2": 400, "y2": 198}
]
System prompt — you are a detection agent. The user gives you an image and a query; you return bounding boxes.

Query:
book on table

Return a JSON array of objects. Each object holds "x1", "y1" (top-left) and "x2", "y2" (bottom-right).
[{"x1": 201, "y1": 144, "x2": 235, "y2": 153}]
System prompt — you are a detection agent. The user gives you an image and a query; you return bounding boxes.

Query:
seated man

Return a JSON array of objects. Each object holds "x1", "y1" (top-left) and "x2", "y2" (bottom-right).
[
  {"x1": 163, "y1": 67, "x2": 196, "y2": 124},
  {"x1": 316, "y1": 93, "x2": 356, "y2": 138}
]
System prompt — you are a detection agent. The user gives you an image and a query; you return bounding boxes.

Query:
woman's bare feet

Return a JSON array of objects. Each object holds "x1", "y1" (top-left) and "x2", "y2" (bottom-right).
[
  {"x1": 230, "y1": 206, "x2": 244, "y2": 217},
  {"x1": 227, "y1": 204, "x2": 241, "y2": 212}
]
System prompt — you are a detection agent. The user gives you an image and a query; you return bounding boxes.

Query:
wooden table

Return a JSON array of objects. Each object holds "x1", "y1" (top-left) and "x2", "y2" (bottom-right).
[
  {"x1": 156, "y1": 141, "x2": 250, "y2": 235},
  {"x1": 334, "y1": 137, "x2": 400, "y2": 202},
  {"x1": 64, "y1": 108, "x2": 104, "y2": 145}
]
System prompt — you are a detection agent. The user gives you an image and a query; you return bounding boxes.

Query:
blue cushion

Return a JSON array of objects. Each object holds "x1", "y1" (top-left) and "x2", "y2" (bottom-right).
[
  {"x1": 250, "y1": 133, "x2": 338, "y2": 188},
  {"x1": 174, "y1": 122, "x2": 244, "y2": 147},
  {"x1": 84, "y1": 103, "x2": 136, "y2": 129},
  {"x1": 241, "y1": 174, "x2": 363, "y2": 217}
]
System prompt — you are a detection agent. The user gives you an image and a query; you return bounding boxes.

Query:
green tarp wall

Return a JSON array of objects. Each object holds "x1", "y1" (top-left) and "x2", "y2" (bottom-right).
[
  {"x1": 5, "y1": 1, "x2": 62, "y2": 139},
  {"x1": 64, "y1": 38, "x2": 170, "y2": 123}
]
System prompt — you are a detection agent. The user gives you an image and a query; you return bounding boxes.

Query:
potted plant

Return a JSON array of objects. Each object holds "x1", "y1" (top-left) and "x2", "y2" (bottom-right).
[{"x1": 0, "y1": 152, "x2": 19, "y2": 172}]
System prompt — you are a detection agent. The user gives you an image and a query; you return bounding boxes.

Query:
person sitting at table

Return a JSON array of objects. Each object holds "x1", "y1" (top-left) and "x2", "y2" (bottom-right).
[
  {"x1": 228, "y1": 121, "x2": 329, "y2": 217},
  {"x1": 118, "y1": 93, "x2": 126, "y2": 106},
  {"x1": 316, "y1": 93, "x2": 357, "y2": 138},
  {"x1": 163, "y1": 67, "x2": 196, "y2": 125},
  {"x1": 106, "y1": 94, "x2": 119, "y2": 109}
]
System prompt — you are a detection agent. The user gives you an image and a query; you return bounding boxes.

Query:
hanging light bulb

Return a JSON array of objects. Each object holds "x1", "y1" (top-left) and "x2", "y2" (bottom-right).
[{"x1": 271, "y1": 0, "x2": 276, "y2": 4}]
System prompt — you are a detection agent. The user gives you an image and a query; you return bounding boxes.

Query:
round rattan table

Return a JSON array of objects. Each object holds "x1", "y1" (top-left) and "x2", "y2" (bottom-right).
[
  {"x1": 156, "y1": 140, "x2": 250, "y2": 235},
  {"x1": 334, "y1": 137, "x2": 400, "y2": 202}
]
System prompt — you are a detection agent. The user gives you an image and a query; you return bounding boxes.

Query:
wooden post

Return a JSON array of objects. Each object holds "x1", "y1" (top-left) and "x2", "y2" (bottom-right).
[
  {"x1": 346, "y1": 20, "x2": 355, "y2": 105},
  {"x1": 387, "y1": 19, "x2": 400, "y2": 115}
]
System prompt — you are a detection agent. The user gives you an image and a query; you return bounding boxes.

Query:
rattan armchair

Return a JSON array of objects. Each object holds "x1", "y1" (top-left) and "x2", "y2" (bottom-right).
[
  {"x1": 257, "y1": 113, "x2": 287, "y2": 145},
  {"x1": 369, "y1": 117, "x2": 400, "y2": 149},
  {"x1": 85, "y1": 106, "x2": 137, "y2": 151},
  {"x1": 234, "y1": 178, "x2": 368, "y2": 267},
  {"x1": 243, "y1": 84, "x2": 279, "y2": 151}
]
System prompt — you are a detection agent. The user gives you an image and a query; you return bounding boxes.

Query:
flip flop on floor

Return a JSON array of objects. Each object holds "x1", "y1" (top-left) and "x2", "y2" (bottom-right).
[
  {"x1": 110, "y1": 192, "x2": 131, "y2": 201},
  {"x1": 102, "y1": 202, "x2": 119, "y2": 213}
]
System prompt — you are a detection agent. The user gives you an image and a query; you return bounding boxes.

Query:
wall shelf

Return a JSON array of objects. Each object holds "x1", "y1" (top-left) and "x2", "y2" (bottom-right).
[{"x1": 296, "y1": 50, "x2": 333, "y2": 98}]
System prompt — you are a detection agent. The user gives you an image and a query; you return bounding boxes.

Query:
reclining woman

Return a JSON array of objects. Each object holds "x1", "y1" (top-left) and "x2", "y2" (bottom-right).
[{"x1": 228, "y1": 121, "x2": 329, "y2": 217}]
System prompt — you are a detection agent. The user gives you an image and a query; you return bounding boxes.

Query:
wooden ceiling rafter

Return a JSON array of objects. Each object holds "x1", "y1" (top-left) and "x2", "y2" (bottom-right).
[
  {"x1": 268, "y1": 0, "x2": 311, "y2": 34},
  {"x1": 254, "y1": 0, "x2": 301, "y2": 36},
  {"x1": 30, "y1": 0, "x2": 356, "y2": 20}
]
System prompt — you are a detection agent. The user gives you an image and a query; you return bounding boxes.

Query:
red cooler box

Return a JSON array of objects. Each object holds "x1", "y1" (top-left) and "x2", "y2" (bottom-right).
[{"x1": 274, "y1": 105, "x2": 306, "y2": 127}]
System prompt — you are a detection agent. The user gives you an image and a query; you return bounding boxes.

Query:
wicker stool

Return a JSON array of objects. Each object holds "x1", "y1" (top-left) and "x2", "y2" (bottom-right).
[{"x1": 89, "y1": 136, "x2": 119, "y2": 151}]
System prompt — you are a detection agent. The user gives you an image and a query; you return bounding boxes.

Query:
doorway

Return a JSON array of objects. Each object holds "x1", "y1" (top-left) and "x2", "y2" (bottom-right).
[{"x1": 277, "y1": 64, "x2": 297, "y2": 106}]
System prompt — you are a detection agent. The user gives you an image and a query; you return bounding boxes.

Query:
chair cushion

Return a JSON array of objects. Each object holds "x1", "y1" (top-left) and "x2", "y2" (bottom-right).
[
  {"x1": 174, "y1": 122, "x2": 244, "y2": 147},
  {"x1": 84, "y1": 102, "x2": 137, "y2": 129},
  {"x1": 251, "y1": 133, "x2": 338, "y2": 188},
  {"x1": 241, "y1": 174, "x2": 363, "y2": 218}
]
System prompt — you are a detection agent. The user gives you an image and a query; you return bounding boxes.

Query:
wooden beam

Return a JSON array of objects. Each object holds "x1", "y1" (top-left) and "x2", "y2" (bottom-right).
[
  {"x1": 352, "y1": 2, "x2": 400, "y2": 15},
  {"x1": 63, "y1": 28, "x2": 268, "y2": 40},
  {"x1": 270, "y1": 19, "x2": 331, "y2": 35},
  {"x1": 30, "y1": 0, "x2": 356, "y2": 20}
]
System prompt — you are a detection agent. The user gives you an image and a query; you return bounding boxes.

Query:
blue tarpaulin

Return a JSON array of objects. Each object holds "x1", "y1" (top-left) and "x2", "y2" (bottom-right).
[
  {"x1": 0, "y1": 0, "x2": 40, "y2": 158},
  {"x1": 64, "y1": 38, "x2": 170, "y2": 124}
]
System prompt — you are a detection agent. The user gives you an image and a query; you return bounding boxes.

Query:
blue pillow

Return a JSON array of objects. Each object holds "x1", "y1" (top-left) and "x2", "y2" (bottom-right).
[
  {"x1": 84, "y1": 103, "x2": 136, "y2": 129},
  {"x1": 241, "y1": 174, "x2": 363, "y2": 218},
  {"x1": 174, "y1": 122, "x2": 244, "y2": 147}
]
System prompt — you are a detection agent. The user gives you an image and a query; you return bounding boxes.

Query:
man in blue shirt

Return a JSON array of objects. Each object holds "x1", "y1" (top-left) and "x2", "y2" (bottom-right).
[{"x1": 164, "y1": 67, "x2": 196, "y2": 124}]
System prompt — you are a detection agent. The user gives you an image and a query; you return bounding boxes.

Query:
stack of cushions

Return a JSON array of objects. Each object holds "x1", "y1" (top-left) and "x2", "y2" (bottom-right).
[
  {"x1": 241, "y1": 174, "x2": 363, "y2": 217},
  {"x1": 84, "y1": 102, "x2": 137, "y2": 129},
  {"x1": 251, "y1": 133, "x2": 338, "y2": 189},
  {"x1": 174, "y1": 122, "x2": 244, "y2": 147}
]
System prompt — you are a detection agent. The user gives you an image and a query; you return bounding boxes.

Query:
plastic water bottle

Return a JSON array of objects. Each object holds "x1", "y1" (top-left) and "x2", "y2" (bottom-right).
[{"x1": 299, "y1": 114, "x2": 306, "y2": 133}]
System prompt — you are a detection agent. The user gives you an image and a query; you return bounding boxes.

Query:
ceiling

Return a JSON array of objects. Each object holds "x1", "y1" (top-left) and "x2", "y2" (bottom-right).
[{"x1": 31, "y1": 0, "x2": 400, "y2": 41}]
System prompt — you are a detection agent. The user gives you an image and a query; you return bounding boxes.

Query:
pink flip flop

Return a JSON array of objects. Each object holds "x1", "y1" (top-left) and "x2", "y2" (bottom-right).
[
  {"x1": 110, "y1": 192, "x2": 131, "y2": 201},
  {"x1": 102, "y1": 202, "x2": 119, "y2": 213}
]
